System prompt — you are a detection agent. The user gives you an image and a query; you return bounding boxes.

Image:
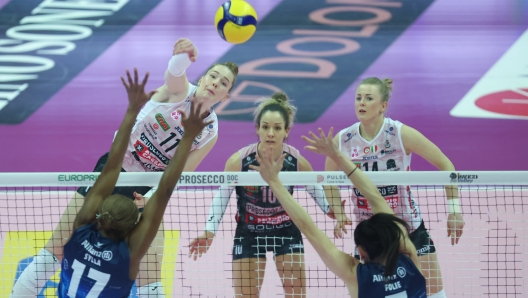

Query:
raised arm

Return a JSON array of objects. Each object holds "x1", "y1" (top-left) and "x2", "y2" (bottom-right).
[
  {"x1": 304, "y1": 128, "x2": 393, "y2": 216},
  {"x1": 73, "y1": 69, "x2": 156, "y2": 230},
  {"x1": 303, "y1": 128, "x2": 419, "y2": 265},
  {"x1": 127, "y1": 101, "x2": 212, "y2": 264},
  {"x1": 250, "y1": 148, "x2": 357, "y2": 281},
  {"x1": 151, "y1": 38, "x2": 198, "y2": 103}
]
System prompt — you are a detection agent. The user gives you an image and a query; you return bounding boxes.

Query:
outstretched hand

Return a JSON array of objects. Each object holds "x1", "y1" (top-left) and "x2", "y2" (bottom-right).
[
  {"x1": 302, "y1": 127, "x2": 340, "y2": 159},
  {"x1": 120, "y1": 68, "x2": 157, "y2": 112},
  {"x1": 173, "y1": 38, "x2": 198, "y2": 62},
  {"x1": 249, "y1": 147, "x2": 285, "y2": 184},
  {"x1": 179, "y1": 101, "x2": 214, "y2": 140},
  {"x1": 447, "y1": 213, "x2": 465, "y2": 245}
]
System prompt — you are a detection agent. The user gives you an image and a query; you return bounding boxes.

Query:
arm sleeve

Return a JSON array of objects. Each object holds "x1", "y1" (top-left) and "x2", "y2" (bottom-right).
[
  {"x1": 305, "y1": 185, "x2": 330, "y2": 214},
  {"x1": 167, "y1": 53, "x2": 192, "y2": 77},
  {"x1": 205, "y1": 185, "x2": 235, "y2": 234}
]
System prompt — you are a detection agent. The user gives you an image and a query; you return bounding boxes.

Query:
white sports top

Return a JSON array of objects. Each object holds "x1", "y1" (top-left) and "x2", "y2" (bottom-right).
[
  {"x1": 122, "y1": 84, "x2": 218, "y2": 172},
  {"x1": 338, "y1": 118, "x2": 422, "y2": 231}
]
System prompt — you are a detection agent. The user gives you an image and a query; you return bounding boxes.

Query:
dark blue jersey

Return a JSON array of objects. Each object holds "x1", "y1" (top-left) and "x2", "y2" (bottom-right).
[
  {"x1": 357, "y1": 254, "x2": 426, "y2": 298},
  {"x1": 58, "y1": 223, "x2": 134, "y2": 298}
]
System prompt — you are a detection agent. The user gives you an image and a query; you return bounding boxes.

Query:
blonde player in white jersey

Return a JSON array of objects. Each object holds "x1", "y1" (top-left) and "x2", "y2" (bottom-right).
[
  {"x1": 10, "y1": 38, "x2": 238, "y2": 298},
  {"x1": 325, "y1": 77, "x2": 464, "y2": 298}
]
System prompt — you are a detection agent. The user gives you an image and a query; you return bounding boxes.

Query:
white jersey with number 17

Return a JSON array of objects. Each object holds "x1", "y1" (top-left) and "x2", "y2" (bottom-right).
[
  {"x1": 122, "y1": 84, "x2": 218, "y2": 173},
  {"x1": 338, "y1": 118, "x2": 422, "y2": 231}
]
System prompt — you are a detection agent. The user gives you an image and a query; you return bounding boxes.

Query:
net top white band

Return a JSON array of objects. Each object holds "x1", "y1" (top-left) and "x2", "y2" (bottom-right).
[{"x1": 0, "y1": 171, "x2": 527, "y2": 187}]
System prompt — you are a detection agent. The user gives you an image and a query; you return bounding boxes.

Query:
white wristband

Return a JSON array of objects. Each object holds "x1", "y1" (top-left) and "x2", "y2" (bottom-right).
[
  {"x1": 448, "y1": 199, "x2": 461, "y2": 214},
  {"x1": 167, "y1": 53, "x2": 192, "y2": 76}
]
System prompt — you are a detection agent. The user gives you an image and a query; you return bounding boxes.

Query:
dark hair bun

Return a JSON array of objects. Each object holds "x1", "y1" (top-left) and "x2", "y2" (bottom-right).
[{"x1": 271, "y1": 92, "x2": 288, "y2": 103}]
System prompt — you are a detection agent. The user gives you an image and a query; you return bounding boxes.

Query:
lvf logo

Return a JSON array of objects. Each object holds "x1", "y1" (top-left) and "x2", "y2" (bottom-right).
[{"x1": 234, "y1": 245, "x2": 243, "y2": 255}]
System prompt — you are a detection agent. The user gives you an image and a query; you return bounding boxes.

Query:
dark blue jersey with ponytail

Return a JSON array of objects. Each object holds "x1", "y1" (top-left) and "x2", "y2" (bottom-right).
[
  {"x1": 357, "y1": 254, "x2": 426, "y2": 298},
  {"x1": 58, "y1": 223, "x2": 134, "y2": 298}
]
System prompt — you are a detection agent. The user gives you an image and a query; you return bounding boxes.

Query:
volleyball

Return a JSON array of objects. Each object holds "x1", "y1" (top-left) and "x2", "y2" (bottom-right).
[{"x1": 215, "y1": 0, "x2": 258, "y2": 44}]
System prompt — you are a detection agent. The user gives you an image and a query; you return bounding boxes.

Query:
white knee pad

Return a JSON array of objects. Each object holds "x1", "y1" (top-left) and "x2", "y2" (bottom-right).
[
  {"x1": 137, "y1": 282, "x2": 165, "y2": 297},
  {"x1": 10, "y1": 249, "x2": 61, "y2": 297},
  {"x1": 428, "y1": 289, "x2": 447, "y2": 298}
]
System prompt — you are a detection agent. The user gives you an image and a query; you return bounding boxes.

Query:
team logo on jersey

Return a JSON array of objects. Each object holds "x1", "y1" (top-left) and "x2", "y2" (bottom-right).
[
  {"x1": 385, "y1": 140, "x2": 391, "y2": 148},
  {"x1": 351, "y1": 147, "x2": 360, "y2": 158},
  {"x1": 171, "y1": 110, "x2": 180, "y2": 120},
  {"x1": 363, "y1": 146, "x2": 378, "y2": 154},
  {"x1": 155, "y1": 113, "x2": 170, "y2": 131}
]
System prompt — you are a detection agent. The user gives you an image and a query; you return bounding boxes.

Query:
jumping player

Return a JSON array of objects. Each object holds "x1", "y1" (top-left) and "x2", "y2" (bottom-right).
[
  {"x1": 252, "y1": 127, "x2": 426, "y2": 298},
  {"x1": 10, "y1": 38, "x2": 238, "y2": 297},
  {"x1": 188, "y1": 92, "x2": 346, "y2": 297},
  {"x1": 326, "y1": 77, "x2": 463, "y2": 297}
]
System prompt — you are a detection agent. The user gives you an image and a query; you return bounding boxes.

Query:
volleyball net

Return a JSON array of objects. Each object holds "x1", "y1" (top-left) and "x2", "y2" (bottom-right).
[{"x1": 0, "y1": 171, "x2": 527, "y2": 297}]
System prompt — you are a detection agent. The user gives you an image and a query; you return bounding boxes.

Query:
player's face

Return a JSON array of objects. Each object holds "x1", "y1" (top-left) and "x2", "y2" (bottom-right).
[
  {"x1": 355, "y1": 84, "x2": 387, "y2": 122},
  {"x1": 256, "y1": 111, "x2": 290, "y2": 148},
  {"x1": 196, "y1": 65, "x2": 234, "y2": 109}
]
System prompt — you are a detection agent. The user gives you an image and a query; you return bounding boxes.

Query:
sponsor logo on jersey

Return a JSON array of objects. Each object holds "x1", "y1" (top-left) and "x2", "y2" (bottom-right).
[
  {"x1": 283, "y1": 154, "x2": 296, "y2": 167},
  {"x1": 138, "y1": 133, "x2": 170, "y2": 165},
  {"x1": 363, "y1": 146, "x2": 378, "y2": 154},
  {"x1": 245, "y1": 186, "x2": 259, "y2": 193},
  {"x1": 81, "y1": 240, "x2": 113, "y2": 261},
  {"x1": 290, "y1": 243, "x2": 304, "y2": 249},
  {"x1": 155, "y1": 113, "x2": 170, "y2": 131},
  {"x1": 386, "y1": 159, "x2": 399, "y2": 171},
  {"x1": 144, "y1": 123, "x2": 157, "y2": 140},
  {"x1": 351, "y1": 146, "x2": 360, "y2": 158},
  {"x1": 246, "y1": 202, "x2": 284, "y2": 217},
  {"x1": 450, "y1": 172, "x2": 478, "y2": 183},
  {"x1": 357, "y1": 196, "x2": 398, "y2": 210},
  {"x1": 381, "y1": 149, "x2": 396, "y2": 156},
  {"x1": 246, "y1": 213, "x2": 290, "y2": 225},
  {"x1": 343, "y1": 132, "x2": 356, "y2": 143},
  {"x1": 384, "y1": 140, "x2": 391, "y2": 148},
  {"x1": 153, "y1": 123, "x2": 159, "y2": 130},
  {"x1": 354, "y1": 185, "x2": 398, "y2": 197},
  {"x1": 175, "y1": 126, "x2": 184, "y2": 136},
  {"x1": 362, "y1": 155, "x2": 378, "y2": 160},
  {"x1": 385, "y1": 126, "x2": 396, "y2": 136}
]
